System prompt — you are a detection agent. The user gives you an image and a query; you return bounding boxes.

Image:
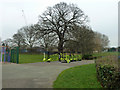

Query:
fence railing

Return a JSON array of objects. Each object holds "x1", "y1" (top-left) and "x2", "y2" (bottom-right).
[{"x1": 0, "y1": 46, "x2": 19, "y2": 64}]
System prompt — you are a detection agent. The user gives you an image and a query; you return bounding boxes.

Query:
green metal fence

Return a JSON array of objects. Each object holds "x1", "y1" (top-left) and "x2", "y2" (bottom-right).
[{"x1": 10, "y1": 47, "x2": 19, "y2": 64}]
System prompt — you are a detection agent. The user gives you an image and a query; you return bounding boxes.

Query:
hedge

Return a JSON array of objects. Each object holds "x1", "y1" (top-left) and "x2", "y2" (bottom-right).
[
  {"x1": 95, "y1": 55, "x2": 120, "y2": 89},
  {"x1": 96, "y1": 64, "x2": 120, "y2": 88}
]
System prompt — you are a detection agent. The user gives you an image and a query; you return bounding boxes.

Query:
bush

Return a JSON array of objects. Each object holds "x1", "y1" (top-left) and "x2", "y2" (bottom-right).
[
  {"x1": 96, "y1": 64, "x2": 120, "y2": 88},
  {"x1": 95, "y1": 55, "x2": 120, "y2": 89},
  {"x1": 82, "y1": 54, "x2": 94, "y2": 60}
]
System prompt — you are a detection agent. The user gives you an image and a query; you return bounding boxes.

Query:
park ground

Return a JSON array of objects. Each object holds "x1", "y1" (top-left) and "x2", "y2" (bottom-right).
[
  {"x1": 19, "y1": 52, "x2": 118, "y2": 64},
  {"x1": 2, "y1": 60, "x2": 94, "y2": 88},
  {"x1": 2, "y1": 52, "x2": 119, "y2": 88}
]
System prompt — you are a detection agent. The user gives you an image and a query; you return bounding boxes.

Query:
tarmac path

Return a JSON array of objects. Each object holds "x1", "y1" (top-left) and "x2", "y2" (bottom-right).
[{"x1": 2, "y1": 60, "x2": 94, "y2": 88}]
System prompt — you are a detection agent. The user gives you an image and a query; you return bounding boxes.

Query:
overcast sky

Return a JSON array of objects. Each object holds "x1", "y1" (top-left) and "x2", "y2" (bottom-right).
[{"x1": 0, "y1": 0, "x2": 119, "y2": 47}]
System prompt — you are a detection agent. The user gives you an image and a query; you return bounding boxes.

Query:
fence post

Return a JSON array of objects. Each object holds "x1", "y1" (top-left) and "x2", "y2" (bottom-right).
[
  {"x1": 8, "y1": 48, "x2": 10, "y2": 62},
  {"x1": 0, "y1": 47, "x2": 2, "y2": 63},
  {"x1": 4, "y1": 47, "x2": 6, "y2": 63},
  {"x1": 16, "y1": 47, "x2": 19, "y2": 64},
  {"x1": 10, "y1": 49, "x2": 13, "y2": 63},
  {"x1": 13, "y1": 49, "x2": 14, "y2": 63}
]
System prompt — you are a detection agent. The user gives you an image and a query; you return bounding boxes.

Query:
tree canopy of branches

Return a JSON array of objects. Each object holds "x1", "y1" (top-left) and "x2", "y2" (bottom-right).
[
  {"x1": 94, "y1": 32, "x2": 109, "y2": 52},
  {"x1": 2, "y1": 2, "x2": 110, "y2": 54},
  {"x1": 18, "y1": 25, "x2": 39, "y2": 48},
  {"x1": 12, "y1": 30, "x2": 25, "y2": 47},
  {"x1": 2, "y1": 38, "x2": 13, "y2": 47},
  {"x1": 65, "y1": 26, "x2": 95, "y2": 55},
  {"x1": 39, "y1": 33, "x2": 58, "y2": 52},
  {"x1": 37, "y1": 2, "x2": 88, "y2": 53}
]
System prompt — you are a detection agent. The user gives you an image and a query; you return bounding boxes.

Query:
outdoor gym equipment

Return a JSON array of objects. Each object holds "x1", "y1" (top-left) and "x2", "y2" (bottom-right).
[
  {"x1": 43, "y1": 52, "x2": 82, "y2": 63},
  {"x1": 60, "y1": 53, "x2": 70, "y2": 63},
  {"x1": 60, "y1": 53, "x2": 82, "y2": 63},
  {"x1": 0, "y1": 46, "x2": 19, "y2": 64},
  {"x1": 43, "y1": 52, "x2": 52, "y2": 62}
]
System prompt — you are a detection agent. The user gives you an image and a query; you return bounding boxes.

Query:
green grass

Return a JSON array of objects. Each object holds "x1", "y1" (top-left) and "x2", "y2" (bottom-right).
[
  {"x1": 19, "y1": 52, "x2": 119, "y2": 64},
  {"x1": 19, "y1": 54, "x2": 44, "y2": 64},
  {"x1": 93, "y1": 52, "x2": 118, "y2": 57},
  {"x1": 53, "y1": 64, "x2": 102, "y2": 88},
  {"x1": 19, "y1": 54, "x2": 59, "y2": 64}
]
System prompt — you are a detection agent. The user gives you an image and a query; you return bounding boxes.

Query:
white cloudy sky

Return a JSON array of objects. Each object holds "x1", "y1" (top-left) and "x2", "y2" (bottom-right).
[{"x1": 0, "y1": 0, "x2": 119, "y2": 47}]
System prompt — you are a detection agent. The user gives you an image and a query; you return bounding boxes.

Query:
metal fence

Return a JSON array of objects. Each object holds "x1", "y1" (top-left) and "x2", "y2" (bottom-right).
[{"x1": 0, "y1": 46, "x2": 19, "y2": 64}]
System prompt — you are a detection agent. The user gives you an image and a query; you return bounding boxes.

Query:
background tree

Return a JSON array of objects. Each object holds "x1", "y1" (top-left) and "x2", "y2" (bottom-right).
[
  {"x1": 12, "y1": 30, "x2": 25, "y2": 48},
  {"x1": 94, "y1": 32, "x2": 109, "y2": 52},
  {"x1": 65, "y1": 26, "x2": 95, "y2": 55},
  {"x1": 19, "y1": 24, "x2": 39, "y2": 49},
  {"x1": 75, "y1": 26, "x2": 95, "y2": 55},
  {"x1": 39, "y1": 33, "x2": 58, "y2": 52},
  {"x1": 1, "y1": 2, "x2": 110, "y2": 55},
  {"x1": 64, "y1": 40, "x2": 77, "y2": 53},
  {"x1": 2, "y1": 38, "x2": 14, "y2": 47},
  {"x1": 37, "y1": 2, "x2": 88, "y2": 53}
]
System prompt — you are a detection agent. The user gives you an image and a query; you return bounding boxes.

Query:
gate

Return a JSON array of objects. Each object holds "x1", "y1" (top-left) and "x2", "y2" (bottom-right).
[
  {"x1": 0, "y1": 46, "x2": 19, "y2": 64},
  {"x1": 10, "y1": 47, "x2": 19, "y2": 64}
]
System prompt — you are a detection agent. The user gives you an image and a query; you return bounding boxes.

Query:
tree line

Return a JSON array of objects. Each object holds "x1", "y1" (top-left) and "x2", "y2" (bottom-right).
[{"x1": 2, "y1": 2, "x2": 109, "y2": 55}]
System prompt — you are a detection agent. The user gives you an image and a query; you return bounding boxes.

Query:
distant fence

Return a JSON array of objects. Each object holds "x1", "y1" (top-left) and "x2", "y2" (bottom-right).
[
  {"x1": 19, "y1": 48, "x2": 59, "y2": 55},
  {"x1": 19, "y1": 48, "x2": 45, "y2": 54},
  {"x1": 19, "y1": 48, "x2": 81, "y2": 54}
]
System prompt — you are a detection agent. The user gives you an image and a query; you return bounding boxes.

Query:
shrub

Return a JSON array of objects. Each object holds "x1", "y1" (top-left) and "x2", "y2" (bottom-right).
[
  {"x1": 82, "y1": 54, "x2": 93, "y2": 60},
  {"x1": 96, "y1": 64, "x2": 120, "y2": 88},
  {"x1": 95, "y1": 55, "x2": 120, "y2": 89}
]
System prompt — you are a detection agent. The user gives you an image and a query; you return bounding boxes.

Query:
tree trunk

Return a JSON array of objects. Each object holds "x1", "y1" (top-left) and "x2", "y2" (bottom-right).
[
  {"x1": 58, "y1": 41, "x2": 64, "y2": 61},
  {"x1": 58, "y1": 41, "x2": 64, "y2": 54}
]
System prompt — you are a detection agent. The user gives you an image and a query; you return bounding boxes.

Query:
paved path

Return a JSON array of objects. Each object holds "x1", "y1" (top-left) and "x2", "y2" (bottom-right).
[{"x1": 2, "y1": 60, "x2": 94, "y2": 88}]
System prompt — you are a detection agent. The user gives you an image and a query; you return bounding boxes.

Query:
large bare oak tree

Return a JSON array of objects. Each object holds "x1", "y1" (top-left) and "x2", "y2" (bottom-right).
[{"x1": 37, "y1": 2, "x2": 88, "y2": 53}]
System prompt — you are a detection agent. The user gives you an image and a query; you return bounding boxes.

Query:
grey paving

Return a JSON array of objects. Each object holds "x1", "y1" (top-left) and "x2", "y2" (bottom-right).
[{"x1": 2, "y1": 60, "x2": 94, "y2": 88}]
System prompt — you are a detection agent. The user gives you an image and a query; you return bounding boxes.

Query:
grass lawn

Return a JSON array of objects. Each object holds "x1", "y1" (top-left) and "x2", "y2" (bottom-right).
[
  {"x1": 19, "y1": 54, "x2": 59, "y2": 64},
  {"x1": 19, "y1": 52, "x2": 119, "y2": 64},
  {"x1": 93, "y1": 52, "x2": 119, "y2": 57},
  {"x1": 53, "y1": 64, "x2": 102, "y2": 88}
]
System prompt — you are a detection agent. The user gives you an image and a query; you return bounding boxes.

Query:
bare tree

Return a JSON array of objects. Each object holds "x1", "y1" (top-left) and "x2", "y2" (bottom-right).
[
  {"x1": 94, "y1": 32, "x2": 109, "y2": 52},
  {"x1": 101, "y1": 34, "x2": 109, "y2": 48},
  {"x1": 12, "y1": 30, "x2": 25, "y2": 48},
  {"x1": 2, "y1": 38, "x2": 14, "y2": 47},
  {"x1": 19, "y1": 24, "x2": 39, "y2": 49},
  {"x1": 64, "y1": 40, "x2": 77, "y2": 53},
  {"x1": 65, "y1": 26, "x2": 95, "y2": 55},
  {"x1": 39, "y1": 33, "x2": 58, "y2": 52},
  {"x1": 37, "y1": 2, "x2": 88, "y2": 53}
]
